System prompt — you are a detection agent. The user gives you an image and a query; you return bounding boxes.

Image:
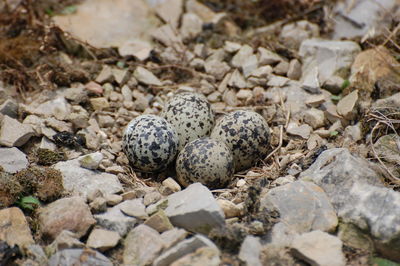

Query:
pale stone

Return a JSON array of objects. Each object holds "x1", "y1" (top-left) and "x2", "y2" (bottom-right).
[
  {"x1": 337, "y1": 90, "x2": 358, "y2": 119},
  {"x1": 258, "y1": 47, "x2": 283, "y2": 65},
  {"x1": 0, "y1": 116, "x2": 35, "y2": 147},
  {"x1": 303, "y1": 108, "x2": 325, "y2": 129},
  {"x1": 0, "y1": 147, "x2": 29, "y2": 173},
  {"x1": 134, "y1": 66, "x2": 162, "y2": 86},
  {"x1": 180, "y1": 13, "x2": 203, "y2": 40},
  {"x1": 86, "y1": 228, "x2": 121, "y2": 251},
  {"x1": 0, "y1": 207, "x2": 34, "y2": 248},
  {"x1": 231, "y1": 45, "x2": 253, "y2": 68},
  {"x1": 144, "y1": 210, "x2": 174, "y2": 233}
]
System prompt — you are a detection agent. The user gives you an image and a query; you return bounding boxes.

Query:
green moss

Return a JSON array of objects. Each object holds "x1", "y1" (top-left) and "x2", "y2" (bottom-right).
[
  {"x1": 36, "y1": 148, "x2": 66, "y2": 166},
  {"x1": 0, "y1": 171, "x2": 23, "y2": 207}
]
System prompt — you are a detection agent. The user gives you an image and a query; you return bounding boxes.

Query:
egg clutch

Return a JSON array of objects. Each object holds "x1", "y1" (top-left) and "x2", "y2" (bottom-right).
[{"x1": 122, "y1": 92, "x2": 270, "y2": 189}]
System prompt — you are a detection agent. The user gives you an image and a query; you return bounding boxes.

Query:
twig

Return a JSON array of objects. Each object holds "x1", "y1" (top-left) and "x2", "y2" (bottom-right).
[{"x1": 264, "y1": 125, "x2": 284, "y2": 162}]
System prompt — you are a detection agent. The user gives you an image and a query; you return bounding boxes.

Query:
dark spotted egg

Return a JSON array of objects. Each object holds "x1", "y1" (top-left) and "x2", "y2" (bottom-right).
[
  {"x1": 176, "y1": 137, "x2": 234, "y2": 188},
  {"x1": 122, "y1": 115, "x2": 179, "y2": 172},
  {"x1": 210, "y1": 110, "x2": 270, "y2": 172},
  {"x1": 161, "y1": 92, "x2": 214, "y2": 151}
]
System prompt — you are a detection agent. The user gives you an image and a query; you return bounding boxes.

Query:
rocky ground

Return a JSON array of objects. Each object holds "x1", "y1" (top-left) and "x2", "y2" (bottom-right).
[{"x1": 0, "y1": 0, "x2": 400, "y2": 265}]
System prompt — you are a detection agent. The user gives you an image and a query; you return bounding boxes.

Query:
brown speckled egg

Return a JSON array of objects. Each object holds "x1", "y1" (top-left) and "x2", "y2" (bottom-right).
[
  {"x1": 210, "y1": 110, "x2": 270, "y2": 171},
  {"x1": 161, "y1": 92, "x2": 214, "y2": 151},
  {"x1": 123, "y1": 115, "x2": 179, "y2": 172},
  {"x1": 176, "y1": 137, "x2": 234, "y2": 188}
]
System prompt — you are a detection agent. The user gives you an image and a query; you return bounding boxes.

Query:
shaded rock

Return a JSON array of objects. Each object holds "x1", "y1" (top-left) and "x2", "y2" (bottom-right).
[
  {"x1": 374, "y1": 92, "x2": 400, "y2": 108},
  {"x1": 180, "y1": 13, "x2": 203, "y2": 40},
  {"x1": 171, "y1": 247, "x2": 220, "y2": 266},
  {"x1": 0, "y1": 147, "x2": 28, "y2": 174},
  {"x1": 53, "y1": 158, "x2": 122, "y2": 198},
  {"x1": 94, "y1": 202, "x2": 137, "y2": 236},
  {"x1": 260, "y1": 181, "x2": 338, "y2": 234},
  {"x1": 238, "y1": 235, "x2": 262, "y2": 266},
  {"x1": 48, "y1": 248, "x2": 112, "y2": 266},
  {"x1": 47, "y1": 230, "x2": 84, "y2": 253},
  {"x1": 0, "y1": 207, "x2": 34, "y2": 248},
  {"x1": 161, "y1": 177, "x2": 181, "y2": 194},
  {"x1": 144, "y1": 210, "x2": 174, "y2": 233},
  {"x1": 217, "y1": 199, "x2": 244, "y2": 218},
  {"x1": 144, "y1": 191, "x2": 163, "y2": 206},
  {"x1": 0, "y1": 116, "x2": 35, "y2": 147},
  {"x1": 258, "y1": 47, "x2": 283, "y2": 66},
  {"x1": 134, "y1": 66, "x2": 162, "y2": 86},
  {"x1": 337, "y1": 223, "x2": 374, "y2": 252},
  {"x1": 123, "y1": 224, "x2": 164, "y2": 266},
  {"x1": 336, "y1": 90, "x2": 358, "y2": 119},
  {"x1": 291, "y1": 230, "x2": 346, "y2": 266},
  {"x1": 154, "y1": 234, "x2": 218, "y2": 266},
  {"x1": 38, "y1": 197, "x2": 95, "y2": 240},
  {"x1": 373, "y1": 134, "x2": 400, "y2": 165},
  {"x1": 287, "y1": 59, "x2": 302, "y2": 80},
  {"x1": 86, "y1": 228, "x2": 120, "y2": 252},
  {"x1": 0, "y1": 99, "x2": 18, "y2": 118},
  {"x1": 165, "y1": 183, "x2": 225, "y2": 234},
  {"x1": 280, "y1": 20, "x2": 320, "y2": 50},
  {"x1": 89, "y1": 197, "x2": 107, "y2": 214},
  {"x1": 273, "y1": 60, "x2": 290, "y2": 76}
]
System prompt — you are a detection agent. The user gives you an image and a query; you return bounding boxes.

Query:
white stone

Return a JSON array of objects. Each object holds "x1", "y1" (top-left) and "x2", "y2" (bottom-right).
[
  {"x1": 337, "y1": 90, "x2": 358, "y2": 119},
  {"x1": 242, "y1": 54, "x2": 258, "y2": 77},
  {"x1": 78, "y1": 152, "x2": 103, "y2": 170},
  {"x1": 228, "y1": 69, "x2": 246, "y2": 89},
  {"x1": 155, "y1": 0, "x2": 183, "y2": 29},
  {"x1": 231, "y1": 45, "x2": 253, "y2": 68},
  {"x1": 217, "y1": 199, "x2": 243, "y2": 218},
  {"x1": 162, "y1": 177, "x2": 181, "y2": 193},
  {"x1": 303, "y1": 108, "x2": 325, "y2": 129},
  {"x1": 204, "y1": 60, "x2": 230, "y2": 80},
  {"x1": 0, "y1": 116, "x2": 35, "y2": 147},
  {"x1": 120, "y1": 199, "x2": 148, "y2": 219},
  {"x1": 0, "y1": 147, "x2": 29, "y2": 174},
  {"x1": 280, "y1": 20, "x2": 320, "y2": 49},
  {"x1": 238, "y1": 236, "x2": 262, "y2": 266},
  {"x1": 180, "y1": 13, "x2": 203, "y2": 40},
  {"x1": 134, "y1": 66, "x2": 162, "y2": 86},
  {"x1": 287, "y1": 122, "x2": 312, "y2": 139},
  {"x1": 224, "y1": 41, "x2": 241, "y2": 53},
  {"x1": 119, "y1": 39, "x2": 153, "y2": 61},
  {"x1": 87, "y1": 228, "x2": 120, "y2": 251},
  {"x1": 258, "y1": 47, "x2": 283, "y2": 65}
]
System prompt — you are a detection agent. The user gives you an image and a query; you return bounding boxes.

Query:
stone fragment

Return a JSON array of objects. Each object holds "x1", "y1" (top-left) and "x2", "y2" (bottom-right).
[
  {"x1": 0, "y1": 99, "x2": 18, "y2": 118},
  {"x1": 204, "y1": 60, "x2": 230, "y2": 80},
  {"x1": 344, "y1": 123, "x2": 362, "y2": 142},
  {"x1": 337, "y1": 223, "x2": 374, "y2": 252},
  {"x1": 291, "y1": 230, "x2": 346, "y2": 266},
  {"x1": 112, "y1": 67, "x2": 130, "y2": 85},
  {"x1": 186, "y1": 0, "x2": 218, "y2": 23},
  {"x1": 95, "y1": 65, "x2": 114, "y2": 83},
  {"x1": 0, "y1": 147, "x2": 29, "y2": 174},
  {"x1": 260, "y1": 181, "x2": 338, "y2": 234},
  {"x1": 94, "y1": 202, "x2": 137, "y2": 236},
  {"x1": 287, "y1": 122, "x2": 312, "y2": 139},
  {"x1": 154, "y1": 234, "x2": 218, "y2": 266},
  {"x1": 231, "y1": 45, "x2": 253, "y2": 68},
  {"x1": 217, "y1": 199, "x2": 243, "y2": 218},
  {"x1": 134, "y1": 66, "x2": 162, "y2": 86},
  {"x1": 303, "y1": 108, "x2": 325, "y2": 129},
  {"x1": 0, "y1": 207, "x2": 34, "y2": 248},
  {"x1": 31, "y1": 97, "x2": 71, "y2": 120},
  {"x1": 305, "y1": 94, "x2": 326, "y2": 107},
  {"x1": 123, "y1": 224, "x2": 164, "y2": 266},
  {"x1": 238, "y1": 236, "x2": 262, "y2": 266},
  {"x1": 53, "y1": 158, "x2": 122, "y2": 198},
  {"x1": 0, "y1": 116, "x2": 35, "y2": 147},
  {"x1": 89, "y1": 197, "x2": 107, "y2": 214},
  {"x1": 258, "y1": 47, "x2": 283, "y2": 65},
  {"x1": 90, "y1": 97, "x2": 109, "y2": 111},
  {"x1": 155, "y1": 0, "x2": 182, "y2": 29},
  {"x1": 78, "y1": 152, "x2": 103, "y2": 170},
  {"x1": 374, "y1": 92, "x2": 400, "y2": 109},
  {"x1": 120, "y1": 199, "x2": 148, "y2": 219},
  {"x1": 162, "y1": 178, "x2": 181, "y2": 193},
  {"x1": 287, "y1": 59, "x2": 302, "y2": 80},
  {"x1": 280, "y1": 20, "x2": 320, "y2": 49},
  {"x1": 86, "y1": 228, "x2": 120, "y2": 251},
  {"x1": 242, "y1": 54, "x2": 258, "y2": 77},
  {"x1": 171, "y1": 247, "x2": 220, "y2": 266},
  {"x1": 224, "y1": 41, "x2": 241, "y2": 53},
  {"x1": 228, "y1": 69, "x2": 246, "y2": 89},
  {"x1": 47, "y1": 230, "x2": 84, "y2": 252},
  {"x1": 160, "y1": 228, "x2": 188, "y2": 249},
  {"x1": 336, "y1": 90, "x2": 358, "y2": 119},
  {"x1": 144, "y1": 191, "x2": 163, "y2": 206},
  {"x1": 180, "y1": 13, "x2": 203, "y2": 40},
  {"x1": 119, "y1": 39, "x2": 153, "y2": 61},
  {"x1": 144, "y1": 210, "x2": 174, "y2": 233},
  {"x1": 62, "y1": 86, "x2": 88, "y2": 104},
  {"x1": 165, "y1": 183, "x2": 225, "y2": 234},
  {"x1": 223, "y1": 89, "x2": 239, "y2": 107},
  {"x1": 251, "y1": 65, "x2": 273, "y2": 78},
  {"x1": 39, "y1": 197, "x2": 95, "y2": 240},
  {"x1": 152, "y1": 24, "x2": 183, "y2": 49},
  {"x1": 104, "y1": 194, "x2": 123, "y2": 206},
  {"x1": 273, "y1": 60, "x2": 290, "y2": 76},
  {"x1": 236, "y1": 89, "x2": 253, "y2": 101},
  {"x1": 373, "y1": 134, "x2": 400, "y2": 165},
  {"x1": 49, "y1": 248, "x2": 112, "y2": 266}
]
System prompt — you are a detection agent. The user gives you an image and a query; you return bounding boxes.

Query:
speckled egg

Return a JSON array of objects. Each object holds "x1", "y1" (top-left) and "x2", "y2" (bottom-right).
[
  {"x1": 210, "y1": 110, "x2": 270, "y2": 171},
  {"x1": 161, "y1": 92, "x2": 214, "y2": 151},
  {"x1": 176, "y1": 137, "x2": 234, "y2": 188},
  {"x1": 122, "y1": 115, "x2": 179, "y2": 172}
]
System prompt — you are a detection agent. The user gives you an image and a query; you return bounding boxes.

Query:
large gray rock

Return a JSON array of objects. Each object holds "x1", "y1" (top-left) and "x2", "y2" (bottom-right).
[
  {"x1": 299, "y1": 39, "x2": 360, "y2": 92},
  {"x1": 49, "y1": 248, "x2": 112, "y2": 266},
  {"x1": 291, "y1": 230, "x2": 346, "y2": 266},
  {"x1": 53, "y1": 158, "x2": 122, "y2": 198},
  {"x1": 260, "y1": 181, "x2": 338, "y2": 234},
  {"x1": 300, "y1": 148, "x2": 400, "y2": 261},
  {"x1": 164, "y1": 183, "x2": 225, "y2": 234},
  {"x1": 238, "y1": 235, "x2": 262, "y2": 266},
  {"x1": 0, "y1": 116, "x2": 35, "y2": 147},
  {"x1": 154, "y1": 234, "x2": 218, "y2": 266},
  {"x1": 123, "y1": 224, "x2": 164, "y2": 266},
  {"x1": 0, "y1": 147, "x2": 29, "y2": 173},
  {"x1": 94, "y1": 202, "x2": 137, "y2": 236},
  {"x1": 332, "y1": 0, "x2": 399, "y2": 40}
]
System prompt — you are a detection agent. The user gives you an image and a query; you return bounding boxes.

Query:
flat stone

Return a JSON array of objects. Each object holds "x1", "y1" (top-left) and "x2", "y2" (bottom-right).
[
  {"x1": 53, "y1": 158, "x2": 122, "y2": 198},
  {"x1": 231, "y1": 45, "x2": 253, "y2": 68},
  {"x1": 0, "y1": 147, "x2": 28, "y2": 174},
  {"x1": 154, "y1": 234, "x2": 218, "y2": 266},
  {"x1": 228, "y1": 69, "x2": 246, "y2": 89},
  {"x1": 119, "y1": 39, "x2": 153, "y2": 61},
  {"x1": 291, "y1": 230, "x2": 346, "y2": 266},
  {"x1": 260, "y1": 181, "x2": 338, "y2": 234},
  {"x1": 0, "y1": 99, "x2": 18, "y2": 118},
  {"x1": 164, "y1": 183, "x2": 225, "y2": 234},
  {"x1": 238, "y1": 236, "x2": 262, "y2": 266},
  {"x1": 144, "y1": 210, "x2": 174, "y2": 233},
  {"x1": 134, "y1": 66, "x2": 162, "y2": 86},
  {"x1": 180, "y1": 13, "x2": 203, "y2": 40},
  {"x1": 204, "y1": 60, "x2": 230, "y2": 80},
  {"x1": 38, "y1": 197, "x2": 95, "y2": 240},
  {"x1": 336, "y1": 90, "x2": 358, "y2": 119},
  {"x1": 224, "y1": 41, "x2": 241, "y2": 53},
  {"x1": 123, "y1": 224, "x2": 164, "y2": 266},
  {"x1": 287, "y1": 59, "x2": 302, "y2": 80},
  {"x1": 160, "y1": 228, "x2": 188, "y2": 249},
  {"x1": 155, "y1": 0, "x2": 182, "y2": 29},
  {"x1": 49, "y1": 248, "x2": 112, "y2": 266},
  {"x1": 171, "y1": 247, "x2": 221, "y2": 266},
  {"x1": 258, "y1": 47, "x2": 283, "y2": 65},
  {"x1": 0, "y1": 116, "x2": 35, "y2": 147},
  {"x1": 47, "y1": 230, "x2": 84, "y2": 252},
  {"x1": 119, "y1": 198, "x2": 148, "y2": 219},
  {"x1": 32, "y1": 97, "x2": 71, "y2": 120},
  {"x1": 78, "y1": 152, "x2": 103, "y2": 170},
  {"x1": 90, "y1": 97, "x2": 110, "y2": 111},
  {"x1": 94, "y1": 202, "x2": 137, "y2": 236},
  {"x1": 104, "y1": 194, "x2": 123, "y2": 206},
  {"x1": 303, "y1": 108, "x2": 325, "y2": 129},
  {"x1": 217, "y1": 199, "x2": 243, "y2": 218},
  {"x1": 242, "y1": 54, "x2": 259, "y2": 77},
  {"x1": 86, "y1": 228, "x2": 121, "y2": 251},
  {"x1": 0, "y1": 207, "x2": 34, "y2": 248},
  {"x1": 287, "y1": 122, "x2": 312, "y2": 139}
]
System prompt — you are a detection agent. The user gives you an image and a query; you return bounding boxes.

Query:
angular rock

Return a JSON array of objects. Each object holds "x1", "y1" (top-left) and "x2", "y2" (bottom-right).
[
  {"x1": 180, "y1": 13, "x2": 203, "y2": 40},
  {"x1": 242, "y1": 54, "x2": 258, "y2": 77},
  {"x1": 89, "y1": 97, "x2": 109, "y2": 111},
  {"x1": 0, "y1": 99, "x2": 18, "y2": 118},
  {"x1": 204, "y1": 60, "x2": 230, "y2": 80},
  {"x1": 104, "y1": 194, "x2": 123, "y2": 206},
  {"x1": 258, "y1": 47, "x2": 283, "y2": 66},
  {"x1": 374, "y1": 92, "x2": 400, "y2": 109},
  {"x1": 53, "y1": 158, "x2": 122, "y2": 198},
  {"x1": 48, "y1": 248, "x2": 112, "y2": 266},
  {"x1": 337, "y1": 223, "x2": 374, "y2": 252},
  {"x1": 47, "y1": 230, "x2": 85, "y2": 252},
  {"x1": 144, "y1": 210, "x2": 174, "y2": 233},
  {"x1": 279, "y1": 20, "x2": 320, "y2": 50},
  {"x1": 94, "y1": 202, "x2": 136, "y2": 236},
  {"x1": 38, "y1": 197, "x2": 95, "y2": 240},
  {"x1": 260, "y1": 181, "x2": 338, "y2": 234},
  {"x1": 154, "y1": 234, "x2": 218, "y2": 266},
  {"x1": 119, "y1": 198, "x2": 148, "y2": 219},
  {"x1": 161, "y1": 228, "x2": 188, "y2": 250},
  {"x1": 164, "y1": 183, "x2": 225, "y2": 234},
  {"x1": 303, "y1": 108, "x2": 325, "y2": 129},
  {"x1": 31, "y1": 97, "x2": 71, "y2": 120},
  {"x1": 0, "y1": 207, "x2": 34, "y2": 248},
  {"x1": 228, "y1": 69, "x2": 246, "y2": 89},
  {"x1": 161, "y1": 178, "x2": 181, "y2": 193},
  {"x1": 123, "y1": 224, "x2": 164, "y2": 266},
  {"x1": 291, "y1": 230, "x2": 346, "y2": 266},
  {"x1": 155, "y1": 0, "x2": 182, "y2": 29},
  {"x1": 171, "y1": 247, "x2": 220, "y2": 266},
  {"x1": 144, "y1": 191, "x2": 162, "y2": 206},
  {"x1": 217, "y1": 199, "x2": 243, "y2": 218},
  {"x1": 238, "y1": 235, "x2": 262, "y2": 266},
  {"x1": 0, "y1": 116, "x2": 35, "y2": 147},
  {"x1": 134, "y1": 66, "x2": 162, "y2": 86},
  {"x1": 287, "y1": 59, "x2": 302, "y2": 80},
  {"x1": 78, "y1": 152, "x2": 103, "y2": 170},
  {"x1": 373, "y1": 134, "x2": 400, "y2": 165},
  {"x1": 0, "y1": 147, "x2": 29, "y2": 174},
  {"x1": 119, "y1": 39, "x2": 153, "y2": 61},
  {"x1": 86, "y1": 228, "x2": 120, "y2": 251},
  {"x1": 231, "y1": 45, "x2": 253, "y2": 68},
  {"x1": 336, "y1": 90, "x2": 358, "y2": 119},
  {"x1": 287, "y1": 122, "x2": 312, "y2": 139}
]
